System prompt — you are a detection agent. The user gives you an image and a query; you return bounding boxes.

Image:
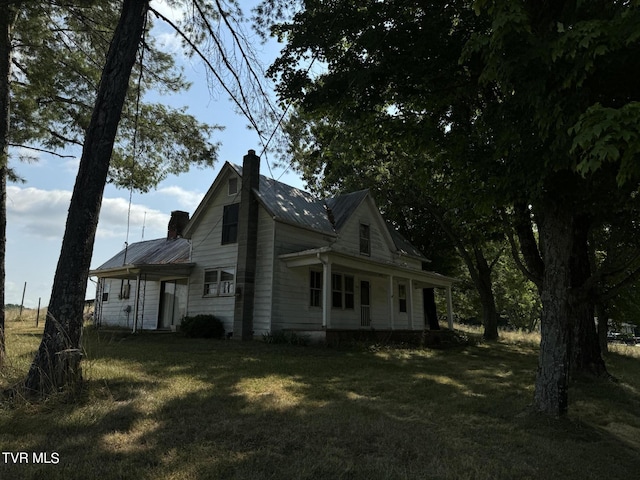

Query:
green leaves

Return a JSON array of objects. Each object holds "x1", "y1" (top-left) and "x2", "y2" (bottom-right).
[
  {"x1": 571, "y1": 102, "x2": 640, "y2": 184},
  {"x1": 9, "y1": 1, "x2": 220, "y2": 192},
  {"x1": 110, "y1": 103, "x2": 221, "y2": 192}
]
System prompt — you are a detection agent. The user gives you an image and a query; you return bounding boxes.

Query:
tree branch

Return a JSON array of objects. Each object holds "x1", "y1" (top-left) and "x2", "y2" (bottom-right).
[
  {"x1": 150, "y1": 5, "x2": 268, "y2": 144},
  {"x1": 8, "y1": 143, "x2": 76, "y2": 158},
  {"x1": 512, "y1": 202, "x2": 544, "y2": 290}
]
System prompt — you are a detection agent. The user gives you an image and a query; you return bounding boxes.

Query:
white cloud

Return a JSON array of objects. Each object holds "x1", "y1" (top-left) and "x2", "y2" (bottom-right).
[
  {"x1": 6, "y1": 185, "x2": 169, "y2": 241},
  {"x1": 156, "y1": 185, "x2": 204, "y2": 211},
  {"x1": 7, "y1": 186, "x2": 71, "y2": 239},
  {"x1": 99, "y1": 197, "x2": 168, "y2": 240},
  {"x1": 150, "y1": 0, "x2": 186, "y2": 24},
  {"x1": 149, "y1": 0, "x2": 189, "y2": 59},
  {"x1": 62, "y1": 156, "x2": 80, "y2": 174}
]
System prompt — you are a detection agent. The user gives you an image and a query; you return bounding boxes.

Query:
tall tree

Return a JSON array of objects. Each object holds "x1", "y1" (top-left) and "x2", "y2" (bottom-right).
[
  {"x1": 24, "y1": 0, "x2": 150, "y2": 394},
  {"x1": 0, "y1": 1, "x2": 16, "y2": 366},
  {"x1": 282, "y1": 110, "x2": 505, "y2": 340},
  {"x1": 1, "y1": 0, "x2": 218, "y2": 363},
  {"x1": 265, "y1": 0, "x2": 640, "y2": 415},
  {"x1": 21, "y1": 0, "x2": 278, "y2": 394}
]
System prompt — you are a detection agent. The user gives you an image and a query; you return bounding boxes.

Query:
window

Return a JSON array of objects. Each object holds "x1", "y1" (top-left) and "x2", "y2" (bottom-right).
[
  {"x1": 398, "y1": 284, "x2": 407, "y2": 313},
  {"x1": 101, "y1": 281, "x2": 110, "y2": 303},
  {"x1": 310, "y1": 270, "x2": 322, "y2": 307},
  {"x1": 332, "y1": 273, "x2": 355, "y2": 309},
  {"x1": 344, "y1": 276, "x2": 354, "y2": 309},
  {"x1": 221, "y1": 203, "x2": 239, "y2": 244},
  {"x1": 204, "y1": 268, "x2": 235, "y2": 296},
  {"x1": 228, "y1": 177, "x2": 238, "y2": 195},
  {"x1": 119, "y1": 281, "x2": 130, "y2": 300},
  {"x1": 359, "y1": 223, "x2": 370, "y2": 255},
  {"x1": 332, "y1": 274, "x2": 342, "y2": 308}
]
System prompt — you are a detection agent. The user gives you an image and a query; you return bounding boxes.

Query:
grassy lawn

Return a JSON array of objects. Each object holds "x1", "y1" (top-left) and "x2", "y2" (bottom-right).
[{"x1": 1, "y1": 314, "x2": 639, "y2": 480}]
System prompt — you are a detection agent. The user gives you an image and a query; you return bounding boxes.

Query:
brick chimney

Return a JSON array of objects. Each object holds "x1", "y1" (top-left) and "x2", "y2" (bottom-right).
[
  {"x1": 167, "y1": 210, "x2": 190, "y2": 239},
  {"x1": 234, "y1": 150, "x2": 260, "y2": 340}
]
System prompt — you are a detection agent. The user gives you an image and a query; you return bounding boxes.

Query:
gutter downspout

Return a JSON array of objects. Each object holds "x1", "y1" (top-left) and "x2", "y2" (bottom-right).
[
  {"x1": 132, "y1": 271, "x2": 141, "y2": 333},
  {"x1": 317, "y1": 252, "x2": 331, "y2": 329}
]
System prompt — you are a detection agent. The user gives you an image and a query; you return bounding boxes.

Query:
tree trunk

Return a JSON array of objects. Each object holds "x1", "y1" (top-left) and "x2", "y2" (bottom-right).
[
  {"x1": 23, "y1": 0, "x2": 148, "y2": 395},
  {"x1": 512, "y1": 202, "x2": 544, "y2": 291},
  {"x1": 595, "y1": 301, "x2": 609, "y2": 354},
  {"x1": 473, "y1": 245, "x2": 499, "y2": 341},
  {"x1": 533, "y1": 197, "x2": 573, "y2": 416},
  {"x1": 422, "y1": 201, "x2": 500, "y2": 340},
  {"x1": 569, "y1": 215, "x2": 608, "y2": 377},
  {"x1": 0, "y1": 3, "x2": 15, "y2": 367}
]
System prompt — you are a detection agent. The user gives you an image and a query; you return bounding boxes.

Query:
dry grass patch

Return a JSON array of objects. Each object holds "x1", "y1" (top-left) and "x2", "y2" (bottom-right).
[{"x1": 1, "y1": 320, "x2": 639, "y2": 479}]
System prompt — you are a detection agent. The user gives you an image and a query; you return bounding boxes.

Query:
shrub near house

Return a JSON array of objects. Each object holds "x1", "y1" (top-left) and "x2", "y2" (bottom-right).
[{"x1": 181, "y1": 315, "x2": 225, "y2": 339}]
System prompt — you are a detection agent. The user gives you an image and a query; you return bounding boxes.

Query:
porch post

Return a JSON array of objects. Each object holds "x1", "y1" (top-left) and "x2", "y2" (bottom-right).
[
  {"x1": 322, "y1": 260, "x2": 332, "y2": 328},
  {"x1": 133, "y1": 272, "x2": 141, "y2": 333},
  {"x1": 446, "y1": 286, "x2": 454, "y2": 329},
  {"x1": 388, "y1": 275, "x2": 394, "y2": 330},
  {"x1": 408, "y1": 279, "x2": 414, "y2": 330}
]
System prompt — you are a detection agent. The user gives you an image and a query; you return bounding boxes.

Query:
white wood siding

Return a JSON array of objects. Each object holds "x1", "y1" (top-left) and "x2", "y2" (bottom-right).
[
  {"x1": 253, "y1": 207, "x2": 275, "y2": 336},
  {"x1": 186, "y1": 170, "x2": 240, "y2": 334},
  {"x1": 333, "y1": 197, "x2": 394, "y2": 263},
  {"x1": 271, "y1": 222, "x2": 331, "y2": 331},
  {"x1": 97, "y1": 278, "x2": 161, "y2": 330}
]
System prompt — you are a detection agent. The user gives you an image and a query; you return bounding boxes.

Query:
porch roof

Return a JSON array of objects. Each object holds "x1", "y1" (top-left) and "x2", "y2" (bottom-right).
[
  {"x1": 89, "y1": 262, "x2": 195, "y2": 281},
  {"x1": 279, "y1": 247, "x2": 456, "y2": 288},
  {"x1": 90, "y1": 237, "x2": 194, "y2": 280}
]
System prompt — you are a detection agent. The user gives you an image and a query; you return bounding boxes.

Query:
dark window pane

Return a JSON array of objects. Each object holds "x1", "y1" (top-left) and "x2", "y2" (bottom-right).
[
  {"x1": 222, "y1": 203, "x2": 239, "y2": 244},
  {"x1": 310, "y1": 270, "x2": 322, "y2": 307},
  {"x1": 359, "y1": 224, "x2": 370, "y2": 255},
  {"x1": 345, "y1": 276, "x2": 354, "y2": 309}
]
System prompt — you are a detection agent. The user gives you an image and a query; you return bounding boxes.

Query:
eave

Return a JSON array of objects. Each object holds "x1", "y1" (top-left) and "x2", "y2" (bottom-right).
[{"x1": 279, "y1": 247, "x2": 455, "y2": 288}]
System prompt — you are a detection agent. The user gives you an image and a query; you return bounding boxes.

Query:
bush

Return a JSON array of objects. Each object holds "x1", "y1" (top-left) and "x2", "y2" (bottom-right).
[{"x1": 181, "y1": 314, "x2": 225, "y2": 339}]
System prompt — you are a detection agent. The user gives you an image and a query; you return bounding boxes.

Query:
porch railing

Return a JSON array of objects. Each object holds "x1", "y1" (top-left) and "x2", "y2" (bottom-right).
[{"x1": 360, "y1": 305, "x2": 371, "y2": 327}]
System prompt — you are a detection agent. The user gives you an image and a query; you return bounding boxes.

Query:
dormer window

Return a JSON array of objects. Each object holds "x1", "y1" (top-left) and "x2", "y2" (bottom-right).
[
  {"x1": 228, "y1": 177, "x2": 238, "y2": 195},
  {"x1": 359, "y1": 223, "x2": 370, "y2": 256}
]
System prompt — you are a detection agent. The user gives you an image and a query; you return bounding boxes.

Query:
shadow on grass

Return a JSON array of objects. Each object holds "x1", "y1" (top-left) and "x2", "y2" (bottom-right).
[{"x1": 1, "y1": 330, "x2": 639, "y2": 479}]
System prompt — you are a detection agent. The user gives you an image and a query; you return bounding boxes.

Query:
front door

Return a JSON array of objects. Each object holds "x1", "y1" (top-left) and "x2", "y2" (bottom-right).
[
  {"x1": 360, "y1": 280, "x2": 371, "y2": 327},
  {"x1": 158, "y1": 279, "x2": 188, "y2": 329}
]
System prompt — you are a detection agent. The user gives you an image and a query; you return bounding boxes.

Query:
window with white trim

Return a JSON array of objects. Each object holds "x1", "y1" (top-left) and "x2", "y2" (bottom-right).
[
  {"x1": 221, "y1": 203, "x2": 239, "y2": 244},
  {"x1": 310, "y1": 270, "x2": 322, "y2": 307},
  {"x1": 332, "y1": 273, "x2": 355, "y2": 309},
  {"x1": 101, "y1": 280, "x2": 110, "y2": 303},
  {"x1": 228, "y1": 177, "x2": 238, "y2": 195},
  {"x1": 344, "y1": 275, "x2": 355, "y2": 309},
  {"x1": 203, "y1": 268, "x2": 235, "y2": 296},
  {"x1": 119, "y1": 281, "x2": 131, "y2": 300},
  {"x1": 332, "y1": 273, "x2": 342, "y2": 308},
  {"x1": 398, "y1": 283, "x2": 407, "y2": 313},
  {"x1": 359, "y1": 223, "x2": 370, "y2": 255}
]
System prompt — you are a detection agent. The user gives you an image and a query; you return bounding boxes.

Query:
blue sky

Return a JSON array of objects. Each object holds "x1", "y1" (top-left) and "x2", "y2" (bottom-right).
[{"x1": 6, "y1": 0, "x2": 304, "y2": 308}]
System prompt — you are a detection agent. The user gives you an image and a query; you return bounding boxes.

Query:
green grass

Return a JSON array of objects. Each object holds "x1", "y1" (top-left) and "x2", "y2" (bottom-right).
[{"x1": 1, "y1": 317, "x2": 639, "y2": 480}]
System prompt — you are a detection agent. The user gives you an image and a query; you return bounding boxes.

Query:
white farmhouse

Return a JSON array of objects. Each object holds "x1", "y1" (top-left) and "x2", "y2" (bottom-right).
[{"x1": 90, "y1": 150, "x2": 455, "y2": 342}]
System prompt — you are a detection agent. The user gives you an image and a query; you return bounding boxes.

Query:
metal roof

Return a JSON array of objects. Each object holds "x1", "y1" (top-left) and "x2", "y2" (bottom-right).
[
  {"x1": 386, "y1": 224, "x2": 426, "y2": 259},
  {"x1": 93, "y1": 237, "x2": 191, "y2": 271},
  {"x1": 325, "y1": 190, "x2": 369, "y2": 230},
  {"x1": 257, "y1": 175, "x2": 336, "y2": 234},
  {"x1": 231, "y1": 163, "x2": 427, "y2": 259}
]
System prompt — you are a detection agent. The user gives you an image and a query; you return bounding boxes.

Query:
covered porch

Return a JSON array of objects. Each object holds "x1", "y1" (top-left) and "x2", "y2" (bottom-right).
[
  {"x1": 279, "y1": 246, "x2": 456, "y2": 333},
  {"x1": 90, "y1": 262, "x2": 194, "y2": 332}
]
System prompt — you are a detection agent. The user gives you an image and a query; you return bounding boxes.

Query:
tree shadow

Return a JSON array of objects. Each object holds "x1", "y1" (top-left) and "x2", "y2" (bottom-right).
[{"x1": 1, "y1": 331, "x2": 639, "y2": 479}]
